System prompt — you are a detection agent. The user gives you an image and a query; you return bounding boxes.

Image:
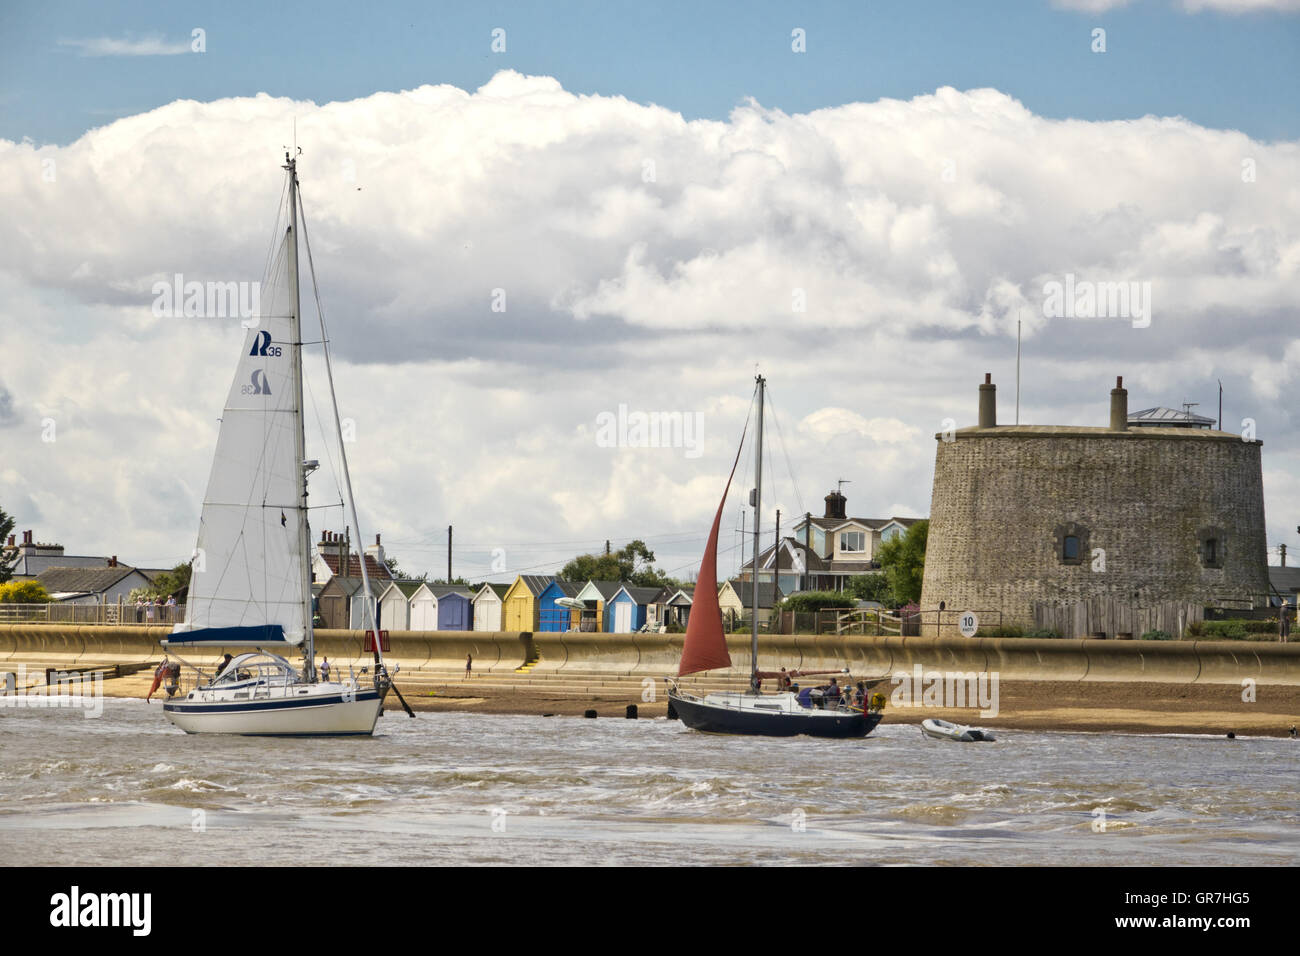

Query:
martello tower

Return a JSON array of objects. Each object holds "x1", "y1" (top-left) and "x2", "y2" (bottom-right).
[{"x1": 919, "y1": 374, "x2": 1269, "y2": 638}]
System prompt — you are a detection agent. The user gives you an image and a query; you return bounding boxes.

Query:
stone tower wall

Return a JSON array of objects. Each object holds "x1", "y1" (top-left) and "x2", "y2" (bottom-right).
[{"x1": 919, "y1": 427, "x2": 1268, "y2": 637}]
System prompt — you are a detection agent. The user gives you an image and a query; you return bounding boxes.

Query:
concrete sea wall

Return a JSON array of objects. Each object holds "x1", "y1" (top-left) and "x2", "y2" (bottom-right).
[{"x1": 1, "y1": 626, "x2": 1298, "y2": 685}]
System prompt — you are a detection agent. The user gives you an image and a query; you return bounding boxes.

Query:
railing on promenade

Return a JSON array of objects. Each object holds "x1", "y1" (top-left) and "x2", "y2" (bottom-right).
[{"x1": 0, "y1": 603, "x2": 186, "y2": 625}]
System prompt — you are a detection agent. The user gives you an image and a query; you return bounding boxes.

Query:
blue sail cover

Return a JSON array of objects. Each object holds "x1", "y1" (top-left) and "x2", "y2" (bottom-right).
[{"x1": 162, "y1": 625, "x2": 290, "y2": 647}]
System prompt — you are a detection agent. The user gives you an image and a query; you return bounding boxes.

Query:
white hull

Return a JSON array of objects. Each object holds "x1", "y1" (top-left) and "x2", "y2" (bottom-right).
[
  {"x1": 164, "y1": 681, "x2": 385, "y2": 736},
  {"x1": 920, "y1": 717, "x2": 996, "y2": 742}
]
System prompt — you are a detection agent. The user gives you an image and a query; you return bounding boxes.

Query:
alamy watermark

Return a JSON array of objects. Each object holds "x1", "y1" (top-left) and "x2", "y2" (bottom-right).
[
  {"x1": 1042, "y1": 273, "x2": 1151, "y2": 328},
  {"x1": 595, "y1": 404, "x2": 703, "y2": 459},
  {"x1": 0, "y1": 665, "x2": 103, "y2": 718},
  {"x1": 890, "y1": 664, "x2": 999, "y2": 718},
  {"x1": 152, "y1": 274, "x2": 261, "y2": 321}
]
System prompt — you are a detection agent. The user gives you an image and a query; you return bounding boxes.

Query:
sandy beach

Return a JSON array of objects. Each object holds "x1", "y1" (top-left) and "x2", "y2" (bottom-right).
[{"x1": 101, "y1": 672, "x2": 1300, "y2": 737}]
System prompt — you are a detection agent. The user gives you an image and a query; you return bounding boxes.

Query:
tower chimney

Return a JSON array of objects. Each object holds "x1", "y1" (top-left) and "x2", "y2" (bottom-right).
[
  {"x1": 1110, "y1": 375, "x2": 1128, "y2": 431},
  {"x1": 824, "y1": 490, "x2": 847, "y2": 520},
  {"x1": 978, "y1": 373, "x2": 997, "y2": 428}
]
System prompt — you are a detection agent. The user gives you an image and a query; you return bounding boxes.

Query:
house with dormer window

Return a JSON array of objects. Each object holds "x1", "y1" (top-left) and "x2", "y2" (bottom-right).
[{"x1": 738, "y1": 489, "x2": 923, "y2": 594}]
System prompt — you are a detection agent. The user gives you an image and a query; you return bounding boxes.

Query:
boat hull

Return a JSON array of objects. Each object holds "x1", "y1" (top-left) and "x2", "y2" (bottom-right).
[
  {"x1": 920, "y1": 718, "x2": 996, "y2": 742},
  {"x1": 163, "y1": 687, "x2": 386, "y2": 736},
  {"x1": 670, "y1": 691, "x2": 882, "y2": 738}
]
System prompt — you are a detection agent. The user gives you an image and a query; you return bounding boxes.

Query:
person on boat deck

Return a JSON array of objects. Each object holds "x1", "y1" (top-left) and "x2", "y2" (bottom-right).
[
  {"x1": 778, "y1": 668, "x2": 792, "y2": 691},
  {"x1": 826, "y1": 678, "x2": 841, "y2": 704},
  {"x1": 147, "y1": 657, "x2": 181, "y2": 701},
  {"x1": 214, "y1": 654, "x2": 233, "y2": 680},
  {"x1": 320, "y1": 656, "x2": 332, "y2": 682}
]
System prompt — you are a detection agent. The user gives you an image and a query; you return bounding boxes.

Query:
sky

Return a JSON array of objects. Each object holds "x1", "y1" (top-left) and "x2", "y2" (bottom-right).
[{"x1": 1, "y1": 0, "x2": 1298, "y2": 582}]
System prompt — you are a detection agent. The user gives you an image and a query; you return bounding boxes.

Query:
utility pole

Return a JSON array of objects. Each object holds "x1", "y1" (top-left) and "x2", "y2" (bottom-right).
[
  {"x1": 605, "y1": 539, "x2": 611, "y2": 556},
  {"x1": 774, "y1": 509, "x2": 781, "y2": 590},
  {"x1": 1281, "y1": 543, "x2": 1288, "y2": 568},
  {"x1": 1016, "y1": 313, "x2": 1022, "y2": 425},
  {"x1": 447, "y1": 525, "x2": 453, "y2": 582},
  {"x1": 1218, "y1": 379, "x2": 1223, "y2": 431}
]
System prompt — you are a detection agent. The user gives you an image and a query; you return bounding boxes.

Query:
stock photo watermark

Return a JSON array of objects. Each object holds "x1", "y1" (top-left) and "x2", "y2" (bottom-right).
[
  {"x1": 595, "y1": 404, "x2": 703, "y2": 459},
  {"x1": 890, "y1": 665, "x2": 1000, "y2": 718},
  {"x1": 0, "y1": 666, "x2": 103, "y2": 718},
  {"x1": 1042, "y1": 273, "x2": 1152, "y2": 328}
]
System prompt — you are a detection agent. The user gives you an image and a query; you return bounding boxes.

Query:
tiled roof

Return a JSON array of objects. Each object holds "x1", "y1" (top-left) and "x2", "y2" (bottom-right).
[
  {"x1": 475, "y1": 582, "x2": 510, "y2": 601},
  {"x1": 1270, "y1": 567, "x2": 1300, "y2": 593},
  {"x1": 36, "y1": 566, "x2": 139, "y2": 595},
  {"x1": 318, "y1": 552, "x2": 394, "y2": 581},
  {"x1": 620, "y1": 585, "x2": 663, "y2": 605},
  {"x1": 514, "y1": 575, "x2": 554, "y2": 597},
  {"x1": 384, "y1": 580, "x2": 424, "y2": 599},
  {"x1": 582, "y1": 580, "x2": 625, "y2": 600},
  {"x1": 726, "y1": 580, "x2": 784, "y2": 609},
  {"x1": 794, "y1": 515, "x2": 922, "y2": 532}
]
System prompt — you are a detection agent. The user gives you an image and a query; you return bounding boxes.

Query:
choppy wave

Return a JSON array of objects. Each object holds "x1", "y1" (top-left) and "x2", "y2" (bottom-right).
[{"x1": 0, "y1": 702, "x2": 1296, "y2": 865}]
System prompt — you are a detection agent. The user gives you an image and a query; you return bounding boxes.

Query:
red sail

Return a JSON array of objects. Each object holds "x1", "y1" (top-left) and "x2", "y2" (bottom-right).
[{"x1": 678, "y1": 428, "x2": 747, "y2": 678}]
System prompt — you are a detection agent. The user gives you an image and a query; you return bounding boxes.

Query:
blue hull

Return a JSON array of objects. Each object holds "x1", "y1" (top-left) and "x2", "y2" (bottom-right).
[{"x1": 670, "y1": 692, "x2": 883, "y2": 738}]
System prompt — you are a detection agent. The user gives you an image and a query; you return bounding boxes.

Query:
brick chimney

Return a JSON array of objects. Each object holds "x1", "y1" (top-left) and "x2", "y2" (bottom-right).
[
  {"x1": 978, "y1": 373, "x2": 997, "y2": 428},
  {"x1": 365, "y1": 533, "x2": 386, "y2": 570},
  {"x1": 1110, "y1": 375, "x2": 1128, "y2": 431},
  {"x1": 823, "y1": 491, "x2": 847, "y2": 520},
  {"x1": 108, "y1": 555, "x2": 118, "y2": 567}
]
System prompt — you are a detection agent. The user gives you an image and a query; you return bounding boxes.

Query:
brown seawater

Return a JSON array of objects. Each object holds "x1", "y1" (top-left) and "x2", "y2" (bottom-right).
[{"x1": 1, "y1": 699, "x2": 1296, "y2": 866}]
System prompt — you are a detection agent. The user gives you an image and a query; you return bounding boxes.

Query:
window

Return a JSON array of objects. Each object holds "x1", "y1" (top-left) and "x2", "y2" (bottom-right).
[
  {"x1": 1198, "y1": 528, "x2": 1225, "y2": 569},
  {"x1": 839, "y1": 531, "x2": 865, "y2": 553},
  {"x1": 1054, "y1": 522, "x2": 1089, "y2": 566}
]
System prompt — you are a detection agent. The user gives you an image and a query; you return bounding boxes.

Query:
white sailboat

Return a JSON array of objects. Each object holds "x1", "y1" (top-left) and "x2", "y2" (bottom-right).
[{"x1": 162, "y1": 153, "x2": 411, "y2": 735}]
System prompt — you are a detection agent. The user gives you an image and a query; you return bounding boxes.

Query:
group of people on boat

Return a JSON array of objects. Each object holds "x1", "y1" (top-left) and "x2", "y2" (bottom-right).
[{"x1": 764, "y1": 670, "x2": 872, "y2": 711}]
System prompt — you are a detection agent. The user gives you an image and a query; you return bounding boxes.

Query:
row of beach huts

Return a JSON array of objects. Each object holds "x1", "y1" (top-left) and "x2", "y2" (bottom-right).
[{"x1": 311, "y1": 533, "x2": 784, "y2": 633}]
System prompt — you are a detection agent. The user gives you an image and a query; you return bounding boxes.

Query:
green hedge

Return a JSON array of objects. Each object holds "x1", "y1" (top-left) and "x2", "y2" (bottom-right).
[
  {"x1": 777, "y1": 591, "x2": 857, "y2": 614},
  {"x1": 1139, "y1": 630, "x2": 1173, "y2": 641},
  {"x1": 1187, "y1": 619, "x2": 1279, "y2": 640}
]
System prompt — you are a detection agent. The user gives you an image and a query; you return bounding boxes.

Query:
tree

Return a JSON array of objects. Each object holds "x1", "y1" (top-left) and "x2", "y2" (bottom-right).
[
  {"x1": 847, "y1": 573, "x2": 897, "y2": 607},
  {"x1": 876, "y1": 520, "x2": 928, "y2": 606},
  {"x1": 559, "y1": 539, "x2": 683, "y2": 589},
  {"x1": 0, "y1": 506, "x2": 16, "y2": 584},
  {"x1": 385, "y1": 556, "x2": 428, "y2": 582},
  {"x1": 0, "y1": 581, "x2": 51, "y2": 603},
  {"x1": 142, "y1": 562, "x2": 193, "y2": 600}
]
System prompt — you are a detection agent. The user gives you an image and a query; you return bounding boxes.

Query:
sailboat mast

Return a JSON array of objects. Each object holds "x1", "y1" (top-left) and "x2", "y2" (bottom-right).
[
  {"x1": 751, "y1": 374, "x2": 764, "y2": 690},
  {"x1": 286, "y1": 154, "x2": 316, "y2": 681}
]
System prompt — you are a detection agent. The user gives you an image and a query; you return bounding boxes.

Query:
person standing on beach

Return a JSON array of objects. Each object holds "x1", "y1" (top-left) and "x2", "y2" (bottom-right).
[{"x1": 465, "y1": 653, "x2": 472, "y2": 679}]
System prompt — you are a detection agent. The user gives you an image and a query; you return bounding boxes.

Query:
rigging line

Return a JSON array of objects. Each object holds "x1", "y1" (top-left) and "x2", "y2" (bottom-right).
[
  {"x1": 296, "y1": 178, "x2": 380, "y2": 636},
  {"x1": 259, "y1": 175, "x2": 290, "y2": 289},
  {"x1": 302, "y1": 356, "x2": 347, "y2": 507},
  {"x1": 382, "y1": 529, "x2": 711, "y2": 550},
  {"x1": 763, "y1": 386, "x2": 806, "y2": 520}
]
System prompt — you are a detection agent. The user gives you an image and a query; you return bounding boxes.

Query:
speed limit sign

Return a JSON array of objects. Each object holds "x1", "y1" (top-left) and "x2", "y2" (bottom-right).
[{"x1": 958, "y1": 612, "x2": 979, "y2": 638}]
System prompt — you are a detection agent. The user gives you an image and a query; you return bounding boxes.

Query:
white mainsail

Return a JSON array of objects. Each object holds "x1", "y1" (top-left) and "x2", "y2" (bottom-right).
[{"x1": 171, "y1": 230, "x2": 307, "y2": 645}]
